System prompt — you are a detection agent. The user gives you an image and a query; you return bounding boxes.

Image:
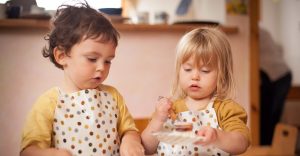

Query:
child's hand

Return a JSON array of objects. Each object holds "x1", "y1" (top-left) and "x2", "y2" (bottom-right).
[
  {"x1": 52, "y1": 148, "x2": 73, "y2": 156},
  {"x1": 20, "y1": 146, "x2": 72, "y2": 156},
  {"x1": 152, "y1": 96, "x2": 173, "y2": 123},
  {"x1": 120, "y1": 139, "x2": 145, "y2": 156},
  {"x1": 194, "y1": 126, "x2": 218, "y2": 146}
]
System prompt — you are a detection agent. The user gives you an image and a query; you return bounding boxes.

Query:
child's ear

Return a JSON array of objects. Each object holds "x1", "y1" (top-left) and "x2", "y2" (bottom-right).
[{"x1": 54, "y1": 47, "x2": 67, "y2": 66}]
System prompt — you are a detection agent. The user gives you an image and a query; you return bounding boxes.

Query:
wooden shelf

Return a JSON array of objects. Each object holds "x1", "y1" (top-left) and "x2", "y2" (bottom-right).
[
  {"x1": 0, "y1": 19, "x2": 238, "y2": 34},
  {"x1": 114, "y1": 23, "x2": 238, "y2": 34},
  {"x1": 0, "y1": 19, "x2": 50, "y2": 29}
]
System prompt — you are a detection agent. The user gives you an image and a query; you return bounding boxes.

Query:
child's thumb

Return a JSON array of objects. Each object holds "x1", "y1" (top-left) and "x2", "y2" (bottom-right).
[{"x1": 197, "y1": 129, "x2": 206, "y2": 136}]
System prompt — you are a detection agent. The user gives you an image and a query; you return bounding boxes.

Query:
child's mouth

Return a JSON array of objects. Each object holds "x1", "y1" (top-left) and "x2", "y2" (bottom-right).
[
  {"x1": 190, "y1": 84, "x2": 199, "y2": 87},
  {"x1": 93, "y1": 77, "x2": 101, "y2": 82},
  {"x1": 189, "y1": 84, "x2": 200, "y2": 90}
]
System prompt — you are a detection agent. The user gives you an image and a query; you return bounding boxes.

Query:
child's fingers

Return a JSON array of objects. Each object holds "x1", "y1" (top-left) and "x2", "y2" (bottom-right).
[
  {"x1": 195, "y1": 127, "x2": 217, "y2": 145},
  {"x1": 158, "y1": 96, "x2": 164, "y2": 101},
  {"x1": 168, "y1": 108, "x2": 176, "y2": 121},
  {"x1": 153, "y1": 96, "x2": 173, "y2": 122},
  {"x1": 197, "y1": 128, "x2": 206, "y2": 137},
  {"x1": 157, "y1": 96, "x2": 172, "y2": 110},
  {"x1": 158, "y1": 96, "x2": 176, "y2": 121},
  {"x1": 194, "y1": 136, "x2": 210, "y2": 146},
  {"x1": 194, "y1": 139, "x2": 204, "y2": 145},
  {"x1": 194, "y1": 129, "x2": 205, "y2": 144}
]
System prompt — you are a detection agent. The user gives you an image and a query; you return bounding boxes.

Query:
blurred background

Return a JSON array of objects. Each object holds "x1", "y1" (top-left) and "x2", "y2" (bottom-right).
[{"x1": 0, "y1": 0, "x2": 299, "y2": 155}]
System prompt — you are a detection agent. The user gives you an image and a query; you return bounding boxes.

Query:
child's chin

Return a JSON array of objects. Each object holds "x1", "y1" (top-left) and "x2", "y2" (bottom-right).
[{"x1": 81, "y1": 84, "x2": 100, "y2": 90}]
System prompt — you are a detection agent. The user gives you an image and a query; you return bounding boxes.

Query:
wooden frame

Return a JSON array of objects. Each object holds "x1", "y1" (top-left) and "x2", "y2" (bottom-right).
[
  {"x1": 287, "y1": 86, "x2": 300, "y2": 100},
  {"x1": 134, "y1": 118, "x2": 150, "y2": 132},
  {"x1": 240, "y1": 123, "x2": 298, "y2": 156},
  {"x1": 249, "y1": 0, "x2": 260, "y2": 145}
]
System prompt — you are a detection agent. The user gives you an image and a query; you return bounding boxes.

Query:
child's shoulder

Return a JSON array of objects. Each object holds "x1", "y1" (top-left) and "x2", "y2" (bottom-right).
[
  {"x1": 99, "y1": 84, "x2": 123, "y2": 99},
  {"x1": 99, "y1": 84, "x2": 126, "y2": 106},
  {"x1": 214, "y1": 98, "x2": 246, "y2": 112},
  {"x1": 36, "y1": 87, "x2": 59, "y2": 101},
  {"x1": 99, "y1": 84, "x2": 119, "y2": 94},
  {"x1": 31, "y1": 87, "x2": 59, "y2": 112}
]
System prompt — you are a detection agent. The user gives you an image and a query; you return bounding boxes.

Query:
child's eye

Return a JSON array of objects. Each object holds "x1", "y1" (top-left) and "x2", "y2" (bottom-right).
[
  {"x1": 184, "y1": 68, "x2": 192, "y2": 72},
  {"x1": 105, "y1": 60, "x2": 112, "y2": 64},
  {"x1": 201, "y1": 69, "x2": 210, "y2": 73},
  {"x1": 87, "y1": 57, "x2": 97, "y2": 62}
]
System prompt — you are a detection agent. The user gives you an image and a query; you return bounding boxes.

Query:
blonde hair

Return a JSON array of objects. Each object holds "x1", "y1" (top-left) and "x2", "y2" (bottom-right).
[{"x1": 171, "y1": 27, "x2": 235, "y2": 100}]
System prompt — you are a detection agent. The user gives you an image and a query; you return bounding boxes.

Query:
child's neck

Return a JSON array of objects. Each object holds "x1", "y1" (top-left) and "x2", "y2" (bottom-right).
[{"x1": 185, "y1": 96, "x2": 212, "y2": 111}]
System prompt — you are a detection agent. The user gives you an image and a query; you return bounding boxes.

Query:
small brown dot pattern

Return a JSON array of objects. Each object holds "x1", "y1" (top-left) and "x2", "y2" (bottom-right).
[
  {"x1": 53, "y1": 89, "x2": 120, "y2": 156},
  {"x1": 158, "y1": 98, "x2": 229, "y2": 156}
]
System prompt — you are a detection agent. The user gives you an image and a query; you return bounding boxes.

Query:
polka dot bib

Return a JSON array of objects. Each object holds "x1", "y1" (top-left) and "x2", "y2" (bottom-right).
[
  {"x1": 157, "y1": 97, "x2": 230, "y2": 156},
  {"x1": 53, "y1": 88, "x2": 120, "y2": 156}
]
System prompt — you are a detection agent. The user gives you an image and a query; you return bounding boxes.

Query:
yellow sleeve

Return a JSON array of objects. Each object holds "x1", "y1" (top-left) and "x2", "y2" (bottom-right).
[
  {"x1": 20, "y1": 88, "x2": 58, "y2": 151},
  {"x1": 101, "y1": 85, "x2": 138, "y2": 137},
  {"x1": 214, "y1": 99, "x2": 251, "y2": 143}
]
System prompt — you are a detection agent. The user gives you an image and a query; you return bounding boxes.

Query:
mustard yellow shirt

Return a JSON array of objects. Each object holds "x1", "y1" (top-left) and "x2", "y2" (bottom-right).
[
  {"x1": 172, "y1": 98, "x2": 251, "y2": 142},
  {"x1": 20, "y1": 84, "x2": 138, "y2": 151}
]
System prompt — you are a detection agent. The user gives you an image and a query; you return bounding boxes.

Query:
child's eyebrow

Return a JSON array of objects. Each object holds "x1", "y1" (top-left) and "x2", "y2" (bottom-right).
[
  {"x1": 85, "y1": 51, "x2": 100, "y2": 55},
  {"x1": 85, "y1": 51, "x2": 115, "y2": 58},
  {"x1": 107, "y1": 55, "x2": 115, "y2": 59},
  {"x1": 183, "y1": 61, "x2": 193, "y2": 66}
]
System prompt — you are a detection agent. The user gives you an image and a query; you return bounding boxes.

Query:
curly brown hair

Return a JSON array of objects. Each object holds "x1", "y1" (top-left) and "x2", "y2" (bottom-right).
[{"x1": 42, "y1": 2, "x2": 120, "y2": 69}]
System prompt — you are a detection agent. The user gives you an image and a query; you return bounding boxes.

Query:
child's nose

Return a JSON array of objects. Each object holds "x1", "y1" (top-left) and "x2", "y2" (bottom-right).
[
  {"x1": 192, "y1": 71, "x2": 200, "y2": 80},
  {"x1": 96, "y1": 62, "x2": 104, "y2": 71}
]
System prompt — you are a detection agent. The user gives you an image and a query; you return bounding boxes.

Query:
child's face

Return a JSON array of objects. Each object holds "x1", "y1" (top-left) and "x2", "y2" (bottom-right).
[
  {"x1": 179, "y1": 55, "x2": 218, "y2": 100},
  {"x1": 61, "y1": 38, "x2": 116, "y2": 92}
]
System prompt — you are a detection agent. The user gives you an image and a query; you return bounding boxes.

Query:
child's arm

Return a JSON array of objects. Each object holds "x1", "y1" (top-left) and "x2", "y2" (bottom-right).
[
  {"x1": 21, "y1": 89, "x2": 62, "y2": 155},
  {"x1": 141, "y1": 117, "x2": 165, "y2": 154},
  {"x1": 196, "y1": 99, "x2": 251, "y2": 154},
  {"x1": 196, "y1": 126, "x2": 249, "y2": 155},
  {"x1": 214, "y1": 129, "x2": 249, "y2": 154},
  {"x1": 120, "y1": 130, "x2": 145, "y2": 156},
  {"x1": 107, "y1": 86, "x2": 145, "y2": 155},
  {"x1": 141, "y1": 97, "x2": 172, "y2": 154},
  {"x1": 20, "y1": 146, "x2": 72, "y2": 156}
]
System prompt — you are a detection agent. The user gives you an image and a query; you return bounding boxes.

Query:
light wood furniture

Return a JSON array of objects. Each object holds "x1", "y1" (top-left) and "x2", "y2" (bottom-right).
[
  {"x1": 240, "y1": 123, "x2": 298, "y2": 156},
  {"x1": 0, "y1": 19, "x2": 238, "y2": 34},
  {"x1": 287, "y1": 86, "x2": 300, "y2": 100},
  {"x1": 134, "y1": 118, "x2": 150, "y2": 132},
  {"x1": 249, "y1": 0, "x2": 260, "y2": 145}
]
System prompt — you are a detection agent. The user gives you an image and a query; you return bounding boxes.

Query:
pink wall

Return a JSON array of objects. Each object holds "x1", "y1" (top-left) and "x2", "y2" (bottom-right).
[
  {"x1": 0, "y1": 16, "x2": 249, "y2": 156},
  {"x1": 107, "y1": 31, "x2": 182, "y2": 118},
  {"x1": 0, "y1": 29, "x2": 64, "y2": 155}
]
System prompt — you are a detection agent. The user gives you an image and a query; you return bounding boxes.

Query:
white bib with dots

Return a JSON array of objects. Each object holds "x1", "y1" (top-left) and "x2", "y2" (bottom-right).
[
  {"x1": 157, "y1": 97, "x2": 230, "y2": 156},
  {"x1": 53, "y1": 88, "x2": 120, "y2": 156}
]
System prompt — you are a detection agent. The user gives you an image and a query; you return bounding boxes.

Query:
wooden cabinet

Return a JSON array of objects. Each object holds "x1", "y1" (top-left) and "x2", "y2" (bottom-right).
[{"x1": 0, "y1": 19, "x2": 238, "y2": 34}]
